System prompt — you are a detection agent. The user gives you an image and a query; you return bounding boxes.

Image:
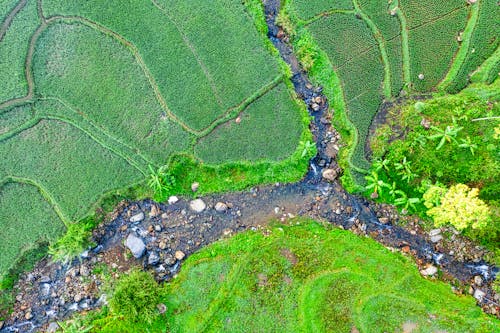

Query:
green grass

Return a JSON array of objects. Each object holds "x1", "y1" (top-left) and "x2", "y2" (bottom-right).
[
  {"x1": 407, "y1": 6, "x2": 469, "y2": 91},
  {"x1": 283, "y1": 0, "x2": 495, "y2": 191},
  {"x1": 0, "y1": 0, "x2": 38, "y2": 103},
  {"x1": 0, "y1": 0, "x2": 310, "y2": 278},
  {"x1": 0, "y1": 0, "x2": 20, "y2": 21},
  {"x1": 194, "y1": 83, "x2": 303, "y2": 163},
  {"x1": 289, "y1": 0, "x2": 353, "y2": 21},
  {"x1": 73, "y1": 220, "x2": 500, "y2": 332},
  {"x1": 0, "y1": 182, "x2": 65, "y2": 276},
  {"x1": 446, "y1": 1, "x2": 500, "y2": 93}
]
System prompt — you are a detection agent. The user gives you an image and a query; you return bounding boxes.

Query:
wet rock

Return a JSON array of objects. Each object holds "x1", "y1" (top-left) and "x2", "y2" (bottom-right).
[
  {"x1": 311, "y1": 103, "x2": 320, "y2": 111},
  {"x1": 158, "y1": 240, "x2": 167, "y2": 250},
  {"x1": 420, "y1": 265, "x2": 438, "y2": 276},
  {"x1": 155, "y1": 225, "x2": 162, "y2": 232},
  {"x1": 164, "y1": 254, "x2": 176, "y2": 266},
  {"x1": 148, "y1": 252, "x2": 160, "y2": 266},
  {"x1": 474, "y1": 289, "x2": 486, "y2": 302},
  {"x1": 322, "y1": 168, "x2": 338, "y2": 182},
  {"x1": 168, "y1": 196, "x2": 179, "y2": 205},
  {"x1": 430, "y1": 234, "x2": 443, "y2": 243},
  {"x1": 474, "y1": 275, "x2": 483, "y2": 287},
  {"x1": 130, "y1": 212, "x2": 145, "y2": 223},
  {"x1": 47, "y1": 322, "x2": 59, "y2": 333},
  {"x1": 25, "y1": 311, "x2": 32, "y2": 320},
  {"x1": 150, "y1": 205, "x2": 160, "y2": 217},
  {"x1": 215, "y1": 202, "x2": 228, "y2": 212},
  {"x1": 190, "y1": 199, "x2": 206, "y2": 213},
  {"x1": 402, "y1": 245, "x2": 411, "y2": 254},
  {"x1": 379, "y1": 217, "x2": 390, "y2": 224},
  {"x1": 191, "y1": 182, "x2": 199, "y2": 192},
  {"x1": 125, "y1": 234, "x2": 146, "y2": 259},
  {"x1": 175, "y1": 251, "x2": 186, "y2": 261}
]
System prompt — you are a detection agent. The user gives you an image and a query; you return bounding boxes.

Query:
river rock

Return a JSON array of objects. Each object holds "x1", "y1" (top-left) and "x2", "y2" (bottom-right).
[
  {"x1": 474, "y1": 275, "x2": 483, "y2": 286},
  {"x1": 125, "y1": 234, "x2": 146, "y2": 259},
  {"x1": 168, "y1": 196, "x2": 179, "y2": 204},
  {"x1": 130, "y1": 212, "x2": 145, "y2": 223},
  {"x1": 322, "y1": 168, "x2": 338, "y2": 182},
  {"x1": 47, "y1": 322, "x2": 59, "y2": 333},
  {"x1": 473, "y1": 289, "x2": 485, "y2": 301},
  {"x1": 430, "y1": 234, "x2": 442, "y2": 243},
  {"x1": 420, "y1": 265, "x2": 438, "y2": 276},
  {"x1": 215, "y1": 202, "x2": 228, "y2": 212},
  {"x1": 175, "y1": 250, "x2": 186, "y2": 260},
  {"x1": 148, "y1": 252, "x2": 160, "y2": 266},
  {"x1": 429, "y1": 229, "x2": 441, "y2": 237},
  {"x1": 190, "y1": 199, "x2": 206, "y2": 213}
]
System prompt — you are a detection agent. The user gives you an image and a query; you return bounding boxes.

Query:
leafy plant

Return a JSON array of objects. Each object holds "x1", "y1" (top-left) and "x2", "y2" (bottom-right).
[
  {"x1": 394, "y1": 190, "x2": 420, "y2": 213},
  {"x1": 148, "y1": 165, "x2": 176, "y2": 201},
  {"x1": 109, "y1": 270, "x2": 161, "y2": 324},
  {"x1": 427, "y1": 184, "x2": 491, "y2": 231},
  {"x1": 394, "y1": 157, "x2": 418, "y2": 184},
  {"x1": 427, "y1": 119, "x2": 463, "y2": 150},
  {"x1": 365, "y1": 171, "x2": 390, "y2": 197},
  {"x1": 458, "y1": 136, "x2": 478, "y2": 155},
  {"x1": 299, "y1": 140, "x2": 316, "y2": 158},
  {"x1": 372, "y1": 158, "x2": 391, "y2": 172},
  {"x1": 48, "y1": 219, "x2": 96, "y2": 263}
]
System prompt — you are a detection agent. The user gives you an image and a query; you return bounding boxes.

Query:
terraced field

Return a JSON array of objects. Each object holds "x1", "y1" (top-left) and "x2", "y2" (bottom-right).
[
  {"x1": 284, "y1": 0, "x2": 499, "y2": 188},
  {"x1": 0, "y1": 0, "x2": 307, "y2": 277},
  {"x1": 149, "y1": 222, "x2": 498, "y2": 332}
]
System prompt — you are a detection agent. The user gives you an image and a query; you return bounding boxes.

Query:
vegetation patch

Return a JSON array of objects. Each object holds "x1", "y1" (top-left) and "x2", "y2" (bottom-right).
[
  {"x1": 282, "y1": 0, "x2": 498, "y2": 191},
  {"x1": 67, "y1": 221, "x2": 500, "y2": 332},
  {"x1": 0, "y1": 0, "x2": 309, "y2": 278}
]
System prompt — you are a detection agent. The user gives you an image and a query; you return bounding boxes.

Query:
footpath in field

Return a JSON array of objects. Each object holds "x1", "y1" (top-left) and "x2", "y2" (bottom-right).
[{"x1": 0, "y1": 0, "x2": 308, "y2": 277}]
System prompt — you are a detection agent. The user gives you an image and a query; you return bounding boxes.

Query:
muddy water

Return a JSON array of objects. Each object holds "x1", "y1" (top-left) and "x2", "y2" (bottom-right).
[{"x1": 1, "y1": 1, "x2": 498, "y2": 332}]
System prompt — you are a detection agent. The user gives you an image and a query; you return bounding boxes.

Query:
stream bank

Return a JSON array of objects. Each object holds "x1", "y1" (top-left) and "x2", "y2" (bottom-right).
[{"x1": 1, "y1": 0, "x2": 498, "y2": 331}]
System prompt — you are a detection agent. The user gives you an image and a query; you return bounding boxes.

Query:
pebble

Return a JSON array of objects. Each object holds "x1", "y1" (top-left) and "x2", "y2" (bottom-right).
[
  {"x1": 311, "y1": 103, "x2": 320, "y2": 111},
  {"x1": 474, "y1": 275, "x2": 483, "y2": 286},
  {"x1": 474, "y1": 289, "x2": 486, "y2": 302},
  {"x1": 80, "y1": 265, "x2": 90, "y2": 277},
  {"x1": 418, "y1": 73, "x2": 425, "y2": 80},
  {"x1": 430, "y1": 234, "x2": 443, "y2": 243},
  {"x1": 125, "y1": 233, "x2": 146, "y2": 259},
  {"x1": 47, "y1": 322, "x2": 59, "y2": 333},
  {"x1": 74, "y1": 294, "x2": 82, "y2": 303},
  {"x1": 150, "y1": 205, "x2": 160, "y2": 217},
  {"x1": 25, "y1": 312, "x2": 32, "y2": 320},
  {"x1": 215, "y1": 202, "x2": 228, "y2": 212},
  {"x1": 322, "y1": 168, "x2": 338, "y2": 182},
  {"x1": 402, "y1": 245, "x2": 411, "y2": 253},
  {"x1": 420, "y1": 265, "x2": 438, "y2": 276},
  {"x1": 429, "y1": 229, "x2": 441, "y2": 237},
  {"x1": 191, "y1": 182, "x2": 199, "y2": 192},
  {"x1": 168, "y1": 196, "x2": 179, "y2": 205},
  {"x1": 189, "y1": 199, "x2": 206, "y2": 213},
  {"x1": 158, "y1": 240, "x2": 167, "y2": 250},
  {"x1": 175, "y1": 251, "x2": 186, "y2": 260},
  {"x1": 379, "y1": 217, "x2": 390, "y2": 224},
  {"x1": 130, "y1": 212, "x2": 145, "y2": 223},
  {"x1": 155, "y1": 225, "x2": 162, "y2": 232},
  {"x1": 148, "y1": 252, "x2": 160, "y2": 266}
]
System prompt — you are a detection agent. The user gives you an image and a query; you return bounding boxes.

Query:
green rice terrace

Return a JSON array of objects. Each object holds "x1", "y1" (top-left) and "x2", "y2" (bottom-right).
[{"x1": 0, "y1": 0, "x2": 499, "y2": 332}]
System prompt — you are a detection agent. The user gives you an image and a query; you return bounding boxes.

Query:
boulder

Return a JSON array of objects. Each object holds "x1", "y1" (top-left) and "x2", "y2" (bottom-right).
[
  {"x1": 125, "y1": 234, "x2": 146, "y2": 259},
  {"x1": 190, "y1": 199, "x2": 206, "y2": 213},
  {"x1": 129, "y1": 212, "x2": 144, "y2": 223}
]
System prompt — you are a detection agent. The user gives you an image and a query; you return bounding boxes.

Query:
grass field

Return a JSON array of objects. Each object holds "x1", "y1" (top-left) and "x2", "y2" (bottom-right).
[
  {"x1": 78, "y1": 221, "x2": 500, "y2": 332},
  {"x1": 0, "y1": 0, "x2": 307, "y2": 278},
  {"x1": 284, "y1": 0, "x2": 498, "y2": 191}
]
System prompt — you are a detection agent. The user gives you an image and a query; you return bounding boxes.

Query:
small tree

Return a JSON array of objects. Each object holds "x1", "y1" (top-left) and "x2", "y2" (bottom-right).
[{"x1": 427, "y1": 184, "x2": 491, "y2": 231}]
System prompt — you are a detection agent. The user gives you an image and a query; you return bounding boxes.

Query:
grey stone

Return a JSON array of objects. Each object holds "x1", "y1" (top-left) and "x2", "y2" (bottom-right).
[
  {"x1": 430, "y1": 234, "x2": 443, "y2": 243},
  {"x1": 130, "y1": 212, "x2": 145, "y2": 223},
  {"x1": 190, "y1": 199, "x2": 206, "y2": 213},
  {"x1": 420, "y1": 265, "x2": 438, "y2": 276},
  {"x1": 191, "y1": 182, "x2": 199, "y2": 192},
  {"x1": 125, "y1": 234, "x2": 146, "y2": 259},
  {"x1": 215, "y1": 202, "x2": 228, "y2": 212},
  {"x1": 322, "y1": 168, "x2": 338, "y2": 182},
  {"x1": 473, "y1": 289, "x2": 485, "y2": 301},
  {"x1": 148, "y1": 252, "x2": 160, "y2": 266},
  {"x1": 429, "y1": 229, "x2": 442, "y2": 237},
  {"x1": 474, "y1": 275, "x2": 483, "y2": 286},
  {"x1": 168, "y1": 196, "x2": 179, "y2": 204},
  {"x1": 47, "y1": 322, "x2": 60, "y2": 332}
]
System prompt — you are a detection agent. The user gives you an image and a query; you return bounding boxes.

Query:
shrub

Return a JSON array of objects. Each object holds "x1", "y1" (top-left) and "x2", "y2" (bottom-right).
[
  {"x1": 427, "y1": 184, "x2": 491, "y2": 231},
  {"x1": 109, "y1": 270, "x2": 160, "y2": 324}
]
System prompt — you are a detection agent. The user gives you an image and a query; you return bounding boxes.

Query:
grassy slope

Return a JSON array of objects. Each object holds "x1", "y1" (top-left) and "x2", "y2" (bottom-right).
[
  {"x1": 0, "y1": 0, "x2": 311, "y2": 278},
  {"x1": 0, "y1": 0, "x2": 38, "y2": 102},
  {"x1": 81, "y1": 221, "x2": 500, "y2": 332}
]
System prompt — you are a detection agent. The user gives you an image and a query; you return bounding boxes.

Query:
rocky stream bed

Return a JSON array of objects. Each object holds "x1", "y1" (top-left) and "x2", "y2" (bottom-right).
[{"x1": 1, "y1": 0, "x2": 499, "y2": 331}]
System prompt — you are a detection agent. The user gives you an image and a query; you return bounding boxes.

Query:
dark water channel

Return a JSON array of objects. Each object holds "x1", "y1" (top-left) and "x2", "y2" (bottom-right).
[{"x1": 1, "y1": 0, "x2": 498, "y2": 331}]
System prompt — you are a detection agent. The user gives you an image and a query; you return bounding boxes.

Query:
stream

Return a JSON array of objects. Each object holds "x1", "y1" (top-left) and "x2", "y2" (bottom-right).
[{"x1": 1, "y1": 0, "x2": 498, "y2": 331}]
